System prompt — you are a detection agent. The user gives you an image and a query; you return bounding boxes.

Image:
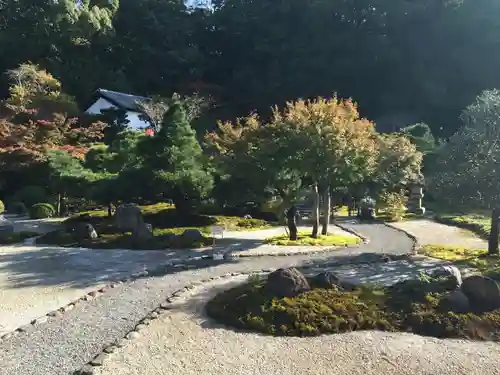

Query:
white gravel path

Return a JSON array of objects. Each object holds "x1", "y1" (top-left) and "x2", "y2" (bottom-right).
[
  {"x1": 0, "y1": 225, "x2": 360, "y2": 334},
  {"x1": 387, "y1": 219, "x2": 487, "y2": 249},
  {"x1": 94, "y1": 276, "x2": 500, "y2": 375}
]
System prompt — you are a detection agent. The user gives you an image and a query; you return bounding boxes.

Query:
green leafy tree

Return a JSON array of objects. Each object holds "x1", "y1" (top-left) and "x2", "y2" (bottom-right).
[{"x1": 429, "y1": 89, "x2": 500, "y2": 208}]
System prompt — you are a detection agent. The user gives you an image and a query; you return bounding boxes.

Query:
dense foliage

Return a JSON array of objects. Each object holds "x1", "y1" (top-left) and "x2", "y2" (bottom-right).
[{"x1": 0, "y1": 0, "x2": 499, "y2": 139}]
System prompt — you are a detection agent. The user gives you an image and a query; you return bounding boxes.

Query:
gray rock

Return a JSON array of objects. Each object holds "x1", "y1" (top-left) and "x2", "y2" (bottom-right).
[
  {"x1": 265, "y1": 267, "x2": 310, "y2": 298},
  {"x1": 90, "y1": 353, "x2": 107, "y2": 366},
  {"x1": 76, "y1": 223, "x2": 98, "y2": 241},
  {"x1": 115, "y1": 204, "x2": 143, "y2": 232},
  {"x1": 132, "y1": 221, "x2": 153, "y2": 242},
  {"x1": 311, "y1": 271, "x2": 341, "y2": 289},
  {"x1": 243, "y1": 214, "x2": 252, "y2": 219},
  {"x1": 431, "y1": 265, "x2": 463, "y2": 288},
  {"x1": 74, "y1": 365, "x2": 95, "y2": 375},
  {"x1": 181, "y1": 229, "x2": 204, "y2": 241},
  {"x1": 0, "y1": 220, "x2": 14, "y2": 239},
  {"x1": 439, "y1": 290, "x2": 470, "y2": 313},
  {"x1": 461, "y1": 275, "x2": 500, "y2": 312}
]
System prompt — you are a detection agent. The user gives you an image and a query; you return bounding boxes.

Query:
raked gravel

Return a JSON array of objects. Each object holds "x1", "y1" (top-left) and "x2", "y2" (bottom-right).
[
  {"x1": 94, "y1": 276, "x2": 500, "y2": 375},
  {"x1": 0, "y1": 220, "x2": 414, "y2": 375}
]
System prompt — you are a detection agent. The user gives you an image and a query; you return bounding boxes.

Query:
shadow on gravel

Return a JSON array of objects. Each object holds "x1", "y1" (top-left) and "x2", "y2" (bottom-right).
[{"x1": 0, "y1": 246, "x2": 244, "y2": 289}]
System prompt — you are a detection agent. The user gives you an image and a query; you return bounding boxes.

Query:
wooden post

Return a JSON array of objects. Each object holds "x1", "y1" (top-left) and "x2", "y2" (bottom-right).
[{"x1": 488, "y1": 208, "x2": 500, "y2": 255}]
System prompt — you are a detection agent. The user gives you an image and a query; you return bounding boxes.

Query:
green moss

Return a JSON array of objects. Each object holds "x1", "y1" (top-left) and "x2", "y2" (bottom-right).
[
  {"x1": 0, "y1": 231, "x2": 39, "y2": 245},
  {"x1": 206, "y1": 276, "x2": 500, "y2": 340},
  {"x1": 435, "y1": 212, "x2": 491, "y2": 240},
  {"x1": 421, "y1": 244, "x2": 500, "y2": 274},
  {"x1": 265, "y1": 231, "x2": 360, "y2": 246},
  {"x1": 36, "y1": 202, "x2": 274, "y2": 249}
]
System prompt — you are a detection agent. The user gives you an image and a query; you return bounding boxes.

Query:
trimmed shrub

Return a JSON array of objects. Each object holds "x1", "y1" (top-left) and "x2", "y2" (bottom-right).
[
  {"x1": 7, "y1": 201, "x2": 27, "y2": 215},
  {"x1": 13, "y1": 186, "x2": 47, "y2": 209},
  {"x1": 0, "y1": 200, "x2": 4, "y2": 214},
  {"x1": 29, "y1": 203, "x2": 56, "y2": 219}
]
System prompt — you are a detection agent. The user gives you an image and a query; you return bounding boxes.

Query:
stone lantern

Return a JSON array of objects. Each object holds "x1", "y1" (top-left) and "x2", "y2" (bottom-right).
[{"x1": 408, "y1": 182, "x2": 425, "y2": 215}]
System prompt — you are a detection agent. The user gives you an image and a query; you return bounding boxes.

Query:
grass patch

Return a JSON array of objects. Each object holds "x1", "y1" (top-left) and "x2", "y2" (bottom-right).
[
  {"x1": 0, "y1": 231, "x2": 39, "y2": 245},
  {"x1": 206, "y1": 275, "x2": 500, "y2": 340},
  {"x1": 435, "y1": 212, "x2": 491, "y2": 240},
  {"x1": 421, "y1": 244, "x2": 500, "y2": 276},
  {"x1": 36, "y1": 202, "x2": 275, "y2": 250},
  {"x1": 265, "y1": 231, "x2": 360, "y2": 246}
]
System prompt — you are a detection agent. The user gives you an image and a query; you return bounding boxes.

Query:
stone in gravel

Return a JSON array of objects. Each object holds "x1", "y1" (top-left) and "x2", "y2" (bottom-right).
[
  {"x1": 135, "y1": 324, "x2": 148, "y2": 331},
  {"x1": 32, "y1": 316, "x2": 48, "y2": 325},
  {"x1": 461, "y1": 275, "x2": 500, "y2": 311},
  {"x1": 48, "y1": 310, "x2": 62, "y2": 317},
  {"x1": 438, "y1": 290, "x2": 470, "y2": 313},
  {"x1": 160, "y1": 302, "x2": 172, "y2": 310},
  {"x1": 126, "y1": 331, "x2": 141, "y2": 340},
  {"x1": 103, "y1": 345, "x2": 117, "y2": 354},
  {"x1": 311, "y1": 272, "x2": 342, "y2": 290},
  {"x1": 265, "y1": 267, "x2": 310, "y2": 298},
  {"x1": 115, "y1": 338, "x2": 129, "y2": 348},
  {"x1": 17, "y1": 324, "x2": 35, "y2": 333},
  {"x1": 90, "y1": 353, "x2": 107, "y2": 366},
  {"x1": 149, "y1": 312, "x2": 159, "y2": 319},
  {"x1": 64, "y1": 304, "x2": 75, "y2": 312},
  {"x1": 74, "y1": 365, "x2": 95, "y2": 375}
]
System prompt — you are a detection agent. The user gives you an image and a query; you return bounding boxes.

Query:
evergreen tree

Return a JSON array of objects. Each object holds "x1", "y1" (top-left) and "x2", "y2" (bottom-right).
[{"x1": 136, "y1": 101, "x2": 213, "y2": 213}]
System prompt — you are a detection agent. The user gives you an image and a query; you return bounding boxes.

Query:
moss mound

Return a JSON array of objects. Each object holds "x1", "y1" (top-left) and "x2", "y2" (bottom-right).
[
  {"x1": 265, "y1": 231, "x2": 360, "y2": 246},
  {"x1": 206, "y1": 275, "x2": 500, "y2": 340}
]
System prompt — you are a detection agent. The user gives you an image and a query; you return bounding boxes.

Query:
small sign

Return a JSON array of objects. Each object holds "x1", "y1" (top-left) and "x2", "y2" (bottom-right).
[{"x1": 210, "y1": 226, "x2": 224, "y2": 237}]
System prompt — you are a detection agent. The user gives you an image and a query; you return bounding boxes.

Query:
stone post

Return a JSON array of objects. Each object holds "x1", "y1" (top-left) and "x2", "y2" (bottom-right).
[{"x1": 488, "y1": 208, "x2": 500, "y2": 255}]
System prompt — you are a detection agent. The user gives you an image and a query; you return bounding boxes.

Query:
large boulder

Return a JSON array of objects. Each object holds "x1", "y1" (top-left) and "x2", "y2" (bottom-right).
[
  {"x1": 461, "y1": 275, "x2": 500, "y2": 312},
  {"x1": 265, "y1": 267, "x2": 310, "y2": 298},
  {"x1": 115, "y1": 204, "x2": 143, "y2": 232},
  {"x1": 438, "y1": 290, "x2": 470, "y2": 313}
]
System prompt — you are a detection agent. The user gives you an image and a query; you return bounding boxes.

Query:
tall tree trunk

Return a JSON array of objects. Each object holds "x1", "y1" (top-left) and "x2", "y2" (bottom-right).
[
  {"x1": 107, "y1": 201, "x2": 113, "y2": 217},
  {"x1": 286, "y1": 205, "x2": 298, "y2": 240},
  {"x1": 56, "y1": 192, "x2": 62, "y2": 217},
  {"x1": 489, "y1": 208, "x2": 500, "y2": 255},
  {"x1": 321, "y1": 186, "x2": 331, "y2": 235},
  {"x1": 312, "y1": 182, "x2": 320, "y2": 238}
]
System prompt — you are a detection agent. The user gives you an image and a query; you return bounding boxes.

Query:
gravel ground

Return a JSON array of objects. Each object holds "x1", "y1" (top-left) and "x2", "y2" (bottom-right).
[
  {"x1": 0, "y1": 221, "x2": 414, "y2": 375},
  {"x1": 0, "y1": 225, "x2": 361, "y2": 334},
  {"x1": 94, "y1": 277, "x2": 500, "y2": 375},
  {"x1": 387, "y1": 219, "x2": 487, "y2": 249}
]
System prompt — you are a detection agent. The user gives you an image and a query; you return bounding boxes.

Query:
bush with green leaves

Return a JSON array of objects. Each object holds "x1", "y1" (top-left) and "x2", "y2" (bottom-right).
[
  {"x1": 29, "y1": 203, "x2": 56, "y2": 219},
  {"x1": 7, "y1": 201, "x2": 27, "y2": 214},
  {"x1": 13, "y1": 186, "x2": 48, "y2": 209},
  {"x1": 0, "y1": 200, "x2": 4, "y2": 214}
]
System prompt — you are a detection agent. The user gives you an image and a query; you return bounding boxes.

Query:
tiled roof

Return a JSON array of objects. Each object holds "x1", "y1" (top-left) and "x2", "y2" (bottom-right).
[{"x1": 96, "y1": 89, "x2": 148, "y2": 112}]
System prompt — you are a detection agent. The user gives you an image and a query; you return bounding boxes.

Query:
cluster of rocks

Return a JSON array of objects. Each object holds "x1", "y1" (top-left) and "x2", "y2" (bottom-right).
[
  {"x1": 437, "y1": 266, "x2": 500, "y2": 314},
  {"x1": 264, "y1": 267, "x2": 354, "y2": 298}
]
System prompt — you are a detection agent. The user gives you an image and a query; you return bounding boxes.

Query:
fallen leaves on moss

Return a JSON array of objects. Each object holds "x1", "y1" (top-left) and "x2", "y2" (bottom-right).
[{"x1": 265, "y1": 231, "x2": 360, "y2": 246}]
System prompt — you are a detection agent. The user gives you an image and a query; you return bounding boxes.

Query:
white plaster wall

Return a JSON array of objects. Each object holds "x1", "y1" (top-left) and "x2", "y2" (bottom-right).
[{"x1": 85, "y1": 98, "x2": 150, "y2": 129}]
